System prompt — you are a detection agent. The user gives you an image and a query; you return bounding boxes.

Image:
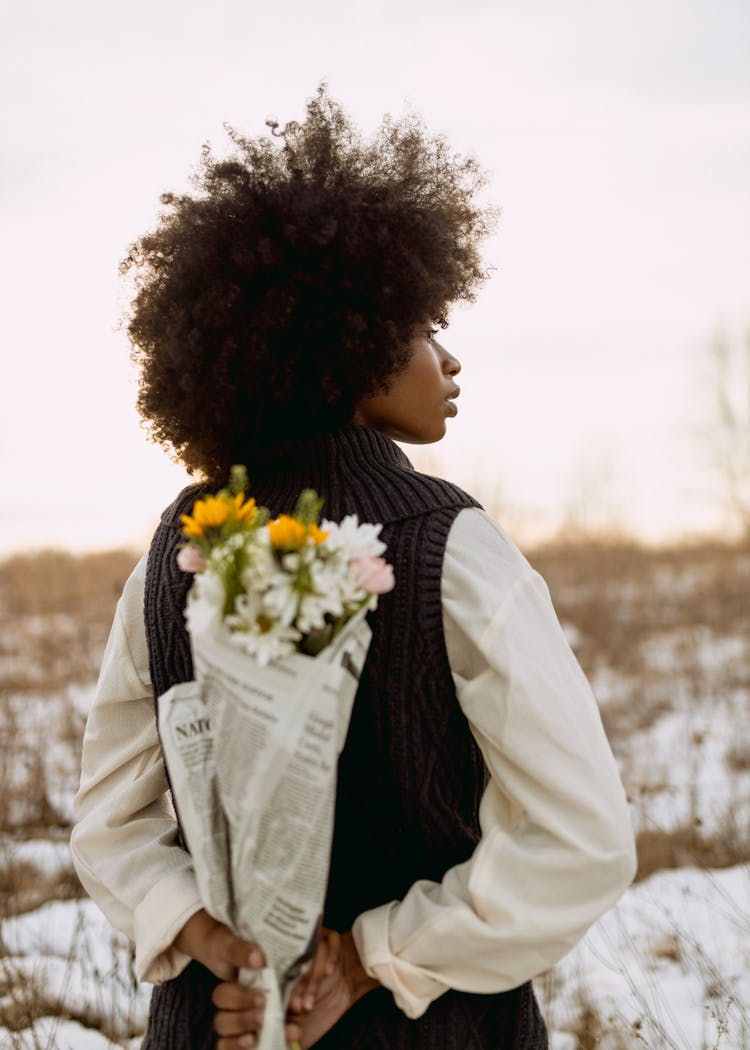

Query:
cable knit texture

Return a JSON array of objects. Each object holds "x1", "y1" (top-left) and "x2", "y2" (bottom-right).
[{"x1": 141, "y1": 423, "x2": 548, "y2": 1049}]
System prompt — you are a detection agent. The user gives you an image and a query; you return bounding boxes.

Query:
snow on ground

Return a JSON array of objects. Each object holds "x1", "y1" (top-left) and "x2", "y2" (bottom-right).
[
  {"x1": 2, "y1": 560, "x2": 748, "y2": 1048},
  {"x1": 538, "y1": 864, "x2": 750, "y2": 1049},
  {"x1": 3, "y1": 900, "x2": 131, "y2": 974},
  {"x1": 0, "y1": 1016, "x2": 131, "y2": 1049},
  {"x1": 1, "y1": 690, "x2": 85, "y2": 828},
  {"x1": 536, "y1": 617, "x2": 750, "y2": 1047},
  {"x1": 0, "y1": 839, "x2": 74, "y2": 880},
  {"x1": 3, "y1": 864, "x2": 748, "y2": 1049},
  {"x1": 625, "y1": 693, "x2": 750, "y2": 837},
  {"x1": 0, "y1": 899, "x2": 149, "y2": 1042},
  {"x1": 588, "y1": 626, "x2": 750, "y2": 843}
]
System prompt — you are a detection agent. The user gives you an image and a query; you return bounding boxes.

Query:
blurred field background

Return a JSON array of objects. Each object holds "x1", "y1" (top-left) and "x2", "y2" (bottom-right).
[{"x1": 1, "y1": 517, "x2": 749, "y2": 1048}]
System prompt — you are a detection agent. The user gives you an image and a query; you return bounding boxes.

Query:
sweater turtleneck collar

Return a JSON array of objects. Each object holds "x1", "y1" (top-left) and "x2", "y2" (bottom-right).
[
  {"x1": 162, "y1": 424, "x2": 477, "y2": 533},
  {"x1": 249, "y1": 422, "x2": 412, "y2": 478},
  {"x1": 236, "y1": 422, "x2": 475, "y2": 526}
]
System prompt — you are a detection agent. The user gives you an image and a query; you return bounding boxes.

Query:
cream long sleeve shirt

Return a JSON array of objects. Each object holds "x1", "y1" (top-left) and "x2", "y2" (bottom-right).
[{"x1": 70, "y1": 506, "x2": 637, "y2": 1020}]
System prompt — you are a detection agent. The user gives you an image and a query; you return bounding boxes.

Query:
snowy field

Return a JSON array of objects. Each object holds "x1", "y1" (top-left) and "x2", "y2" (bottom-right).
[{"x1": 0, "y1": 542, "x2": 748, "y2": 1049}]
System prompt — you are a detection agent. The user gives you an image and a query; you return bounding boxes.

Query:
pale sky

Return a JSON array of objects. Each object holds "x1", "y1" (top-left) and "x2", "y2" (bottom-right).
[{"x1": 2, "y1": 0, "x2": 749, "y2": 553}]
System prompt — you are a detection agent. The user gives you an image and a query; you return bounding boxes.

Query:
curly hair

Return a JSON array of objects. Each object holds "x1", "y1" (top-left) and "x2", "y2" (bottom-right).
[{"x1": 121, "y1": 84, "x2": 496, "y2": 481}]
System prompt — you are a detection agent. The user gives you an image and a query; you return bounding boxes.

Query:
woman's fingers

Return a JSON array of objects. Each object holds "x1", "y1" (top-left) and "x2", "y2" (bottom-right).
[
  {"x1": 323, "y1": 928, "x2": 341, "y2": 976},
  {"x1": 292, "y1": 953, "x2": 324, "y2": 1012},
  {"x1": 213, "y1": 1003, "x2": 264, "y2": 1046},
  {"x1": 214, "y1": 1005, "x2": 265, "y2": 1037},
  {"x1": 211, "y1": 924, "x2": 266, "y2": 977},
  {"x1": 174, "y1": 909, "x2": 266, "y2": 982},
  {"x1": 212, "y1": 980, "x2": 265, "y2": 1048},
  {"x1": 305, "y1": 928, "x2": 341, "y2": 1006},
  {"x1": 291, "y1": 927, "x2": 341, "y2": 1012},
  {"x1": 212, "y1": 982, "x2": 264, "y2": 1011},
  {"x1": 285, "y1": 1020, "x2": 302, "y2": 1047},
  {"x1": 217, "y1": 1037, "x2": 257, "y2": 1049}
]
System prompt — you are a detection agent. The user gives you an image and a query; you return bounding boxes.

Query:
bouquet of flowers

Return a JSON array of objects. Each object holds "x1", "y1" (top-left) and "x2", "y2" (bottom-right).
[
  {"x1": 178, "y1": 465, "x2": 394, "y2": 664},
  {"x1": 157, "y1": 466, "x2": 394, "y2": 1050}
]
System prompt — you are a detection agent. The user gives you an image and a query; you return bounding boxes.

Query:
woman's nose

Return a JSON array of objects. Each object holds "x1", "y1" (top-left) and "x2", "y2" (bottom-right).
[
  {"x1": 433, "y1": 336, "x2": 461, "y2": 376},
  {"x1": 444, "y1": 350, "x2": 461, "y2": 376}
]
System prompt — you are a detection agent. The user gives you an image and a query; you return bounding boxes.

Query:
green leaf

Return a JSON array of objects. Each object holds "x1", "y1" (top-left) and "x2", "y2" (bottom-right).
[
  {"x1": 294, "y1": 489, "x2": 325, "y2": 526},
  {"x1": 228, "y1": 464, "x2": 249, "y2": 498}
]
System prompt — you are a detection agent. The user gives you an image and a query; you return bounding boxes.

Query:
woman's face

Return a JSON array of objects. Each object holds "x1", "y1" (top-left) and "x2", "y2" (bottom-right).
[{"x1": 352, "y1": 326, "x2": 461, "y2": 444}]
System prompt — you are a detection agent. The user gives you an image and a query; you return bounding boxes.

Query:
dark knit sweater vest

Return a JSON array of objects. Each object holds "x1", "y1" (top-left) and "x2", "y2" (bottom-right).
[{"x1": 141, "y1": 423, "x2": 548, "y2": 1050}]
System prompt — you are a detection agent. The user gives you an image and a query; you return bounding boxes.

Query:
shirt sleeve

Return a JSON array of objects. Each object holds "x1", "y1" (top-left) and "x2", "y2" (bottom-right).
[
  {"x1": 351, "y1": 506, "x2": 637, "y2": 1019},
  {"x1": 70, "y1": 554, "x2": 204, "y2": 985}
]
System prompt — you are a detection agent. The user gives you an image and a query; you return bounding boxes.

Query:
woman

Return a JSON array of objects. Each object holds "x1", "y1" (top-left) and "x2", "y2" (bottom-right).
[{"x1": 71, "y1": 86, "x2": 637, "y2": 1049}]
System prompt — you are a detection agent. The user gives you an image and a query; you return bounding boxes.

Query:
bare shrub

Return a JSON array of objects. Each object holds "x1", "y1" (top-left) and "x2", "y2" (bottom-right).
[
  {"x1": 635, "y1": 826, "x2": 750, "y2": 882},
  {"x1": 697, "y1": 327, "x2": 750, "y2": 540}
]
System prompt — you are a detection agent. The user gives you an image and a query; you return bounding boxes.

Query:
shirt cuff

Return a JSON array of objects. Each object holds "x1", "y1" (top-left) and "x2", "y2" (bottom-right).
[
  {"x1": 351, "y1": 902, "x2": 449, "y2": 1020},
  {"x1": 133, "y1": 869, "x2": 204, "y2": 984}
]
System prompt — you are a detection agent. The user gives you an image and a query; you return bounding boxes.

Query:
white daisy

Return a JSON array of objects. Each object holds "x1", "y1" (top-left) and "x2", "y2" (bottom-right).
[
  {"x1": 225, "y1": 591, "x2": 264, "y2": 632},
  {"x1": 241, "y1": 537, "x2": 276, "y2": 592},
  {"x1": 262, "y1": 573, "x2": 299, "y2": 627},
  {"x1": 320, "y1": 515, "x2": 386, "y2": 559},
  {"x1": 229, "y1": 617, "x2": 301, "y2": 667},
  {"x1": 185, "y1": 570, "x2": 225, "y2": 635}
]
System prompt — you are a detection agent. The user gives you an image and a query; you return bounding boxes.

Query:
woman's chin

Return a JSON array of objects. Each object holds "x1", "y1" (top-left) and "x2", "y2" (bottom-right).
[{"x1": 413, "y1": 420, "x2": 448, "y2": 444}]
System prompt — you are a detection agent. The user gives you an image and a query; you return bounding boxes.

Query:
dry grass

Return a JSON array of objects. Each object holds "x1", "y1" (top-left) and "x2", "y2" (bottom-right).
[
  {"x1": 0, "y1": 549, "x2": 138, "y2": 619},
  {"x1": 0, "y1": 549, "x2": 145, "y2": 1044},
  {"x1": 0, "y1": 909, "x2": 144, "y2": 1046},
  {"x1": 526, "y1": 534, "x2": 750, "y2": 889},
  {"x1": 1, "y1": 538, "x2": 749, "y2": 1046},
  {"x1": 726, "y1": 741, "x2": 750, "y2": 774},
  {"x1": 527, "y1": 535, "x2": 750, "y2": 681},
  {"x1": 0, "y1": 854, "x2": 82, "y2": 920},
  {"x1": 0, "y1": 548, "x2": 138, "y2": 695},
  {"x1": 635, "y1": 825, "x2": 750, "y2": 882}
]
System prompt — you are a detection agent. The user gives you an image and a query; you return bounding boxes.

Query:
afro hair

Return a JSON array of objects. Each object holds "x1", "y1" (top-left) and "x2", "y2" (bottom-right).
[{"x1": 120, "y1": 84, "x2": 496, "y2": 481}]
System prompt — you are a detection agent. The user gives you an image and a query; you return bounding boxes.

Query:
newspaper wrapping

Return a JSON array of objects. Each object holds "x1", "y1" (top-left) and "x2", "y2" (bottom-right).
[{"x1": 158, "y1": 603, "x2": 372, "y2": 1050}]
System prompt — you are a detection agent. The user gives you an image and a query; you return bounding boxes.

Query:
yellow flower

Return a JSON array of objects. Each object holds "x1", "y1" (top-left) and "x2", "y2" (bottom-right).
[
  {"x1": 268, "y1": 515, "x2": 308, "y2": 550},
  {"x1": 233, "y1": 493, "x2": 258, "y2": 523},
  {"x1": 181, "y1": 493, "x2": 256, "y2": 537},
  {"x1": 267, "y1": 516, "x2": 330, "y2": 549},
  {"x1": 307, "y1": 524, "x2": 329, "y2": 545}
]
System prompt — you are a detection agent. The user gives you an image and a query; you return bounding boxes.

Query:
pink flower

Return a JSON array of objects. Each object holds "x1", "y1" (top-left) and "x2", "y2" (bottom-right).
[
  {"x1": 177, "y1": 545, "x2": 207, "y2": 573},
  {"x1": 351, "y1": 555, "x2": 395, "y2": 595}
]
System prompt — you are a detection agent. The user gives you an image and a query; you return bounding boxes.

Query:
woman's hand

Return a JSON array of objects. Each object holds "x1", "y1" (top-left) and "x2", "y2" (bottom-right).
[
  {"x1": 212, "y1": 925, "x2": 343, "y2": 1050},
  {"x1": 289, "y1": 927, "x2": 341, "y2": 1015},
  {"x1": 174, "y1": 908, "x2": 266, "y2": 980},
  {"x1": 174, "y1": 909, "x2": 266, "y2": 1049},
  {"x1": 285, "y1": 929, "x2": 379, "y2": 1050},
  {"x1": 212, "y1": 980, "x2": 267, "y2": 1050}
]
